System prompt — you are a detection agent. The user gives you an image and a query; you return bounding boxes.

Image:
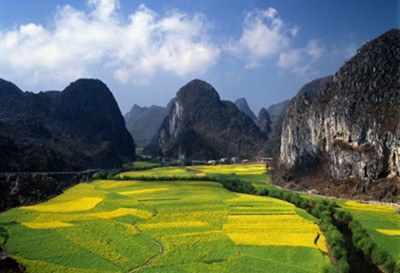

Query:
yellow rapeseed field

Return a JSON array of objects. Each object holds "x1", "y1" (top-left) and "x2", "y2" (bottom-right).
[
  {"x1": 21, "y1": 197, "x2": 103, "y2": 212},
  {"x1": 1, "y1": 167, "x2": 332, "y2": 273},
  {"x1": 193, "y1": 164, "x2": 266, "y2": 175},
  {"x1": 222, "y1": 193, "x2": 328, "y2": 252},
  {"x1": 376, "y1": 229, "x2": 400, "y2": 236},
  {"x1": 117, "y1": 188, "x2": 168, "y2": 195},
  {"x1": 343, "y1": 201, "x2": 397, "y2": 213},
  {"x1": 227, "y1": 232, "x2": 324, "y2": 249},
  {"x1": 88, "y1": 208, "x2": 153, "y2": 219},
  {"x1": 95, "y1": 180, "x2": 139, "y2": 189},
  {"x1": 22, "y1": 221, "x2": 73, "y2": 229}
]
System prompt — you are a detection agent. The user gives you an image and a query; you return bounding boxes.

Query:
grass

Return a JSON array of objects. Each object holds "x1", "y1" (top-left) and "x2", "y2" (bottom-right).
[
  {"x1": 340, "y1": 200, "x2": 400, "y2": 262},
  {"x1": 0, "y1": 164, "x2": 331, "y2": 273}
]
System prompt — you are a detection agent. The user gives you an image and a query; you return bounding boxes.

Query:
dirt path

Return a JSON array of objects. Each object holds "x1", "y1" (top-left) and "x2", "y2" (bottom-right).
[{"x1": 128, "y1": 227, "x2": 164, "y2": 273}]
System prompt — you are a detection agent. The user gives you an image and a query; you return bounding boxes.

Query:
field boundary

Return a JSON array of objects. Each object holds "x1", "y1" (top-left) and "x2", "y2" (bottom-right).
[{"x1": 129, "y1": 227, "x2": 164, "y2": 272}]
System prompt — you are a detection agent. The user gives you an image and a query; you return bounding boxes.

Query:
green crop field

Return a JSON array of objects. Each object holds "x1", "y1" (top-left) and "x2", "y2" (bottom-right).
[
  {"x1": 340, "y1": 200, "x2": 400, "y2": 262},
  {"x1": 253, "y1": 180, "x2": 400, "y2": 266},
  {"x1": 0, "y1": 164, "x2": 331, "y2": 273}
]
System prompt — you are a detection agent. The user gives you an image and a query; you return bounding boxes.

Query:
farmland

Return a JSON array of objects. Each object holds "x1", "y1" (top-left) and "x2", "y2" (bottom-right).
[
  {"x1": 0, "y1": 164, "x2": 332, "y2": 273},
  {"x1": 340, "y1": 200, "x2": 400, "y2": 262}
]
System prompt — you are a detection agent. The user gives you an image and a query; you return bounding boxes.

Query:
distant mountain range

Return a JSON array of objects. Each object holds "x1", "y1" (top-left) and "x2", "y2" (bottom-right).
[
  {"x1": 125, "y1": 104, "x2": 170, "y2": 148},
  {"x1": 234, "y1": 98, "x2": 257, "y2": 121},
  {"x1": 0, "y1": 78, "x2": 135, "y2": 172},
  {"x1": 267, "y1": 100, "x2": 290, "y2": 122},
  {"x1": 127, "y1": 95, "x2": 277, "y2": 151}
]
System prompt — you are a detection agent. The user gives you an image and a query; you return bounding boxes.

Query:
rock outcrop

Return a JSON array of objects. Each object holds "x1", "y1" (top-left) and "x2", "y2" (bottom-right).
[
  {"x1": 0, "y1": 78, "x2": 135, "y2": 171},
  {"x1": 235, "y1": 98, "x2": 257, "y2": 121},
  {"x1": 256, "y1": 107, "x2": 272, "y2": 135},
  {"x1": 279, "y1": 29, "x2": 400, "y2": 184},
  {"x1": 158, "y1": 79, "x2": 265, "y2": 160},
  {"x1": 0, "y1": 171, "x2": 96, "y2": 212}
]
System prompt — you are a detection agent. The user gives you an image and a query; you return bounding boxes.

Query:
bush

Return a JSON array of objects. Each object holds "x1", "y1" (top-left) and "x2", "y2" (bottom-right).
[
  {"x1": 336, "y1": 210, "x2": 352, "y2": 224},
  {"x1": 214, "y1": 176, "x2": 255, "y2": 193},
  {"x1": 300, "y1": 200, "x2": 309, "y2": 210},
  {"x1": 371, "y1": 246, "x2": 389, "y2": 265},
  {"x1": 338, "y1": 257, "x2": 350, "y2": 273},
  {"x1": 92, "y1": 169, "x2": 120, "y2": 180},
  {"x1": 384, "y1": 258, "x2": 397, "y2": 273}
]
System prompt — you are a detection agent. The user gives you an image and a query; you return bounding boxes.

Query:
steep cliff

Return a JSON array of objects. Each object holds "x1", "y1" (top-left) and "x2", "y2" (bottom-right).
[
  {"x1": 0, "y1": 78, "x2": 135, "y2": 171},
  {"x1": 256, "y1": 107, "x2": 272, "y2": 135},
  {"x1": 279, "y1": 30, "x2": 400, "y2": 189},
  {"x1": 158, "y1": 79, "x2": 265, "y2": 160}
]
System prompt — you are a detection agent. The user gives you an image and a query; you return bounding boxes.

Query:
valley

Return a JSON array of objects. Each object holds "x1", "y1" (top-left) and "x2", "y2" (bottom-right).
[
  {"x1": 0, "y1": 164, "x2": 398, "y2": 273},
  {"x1": 0, "y1": 11, "x2": 398, "y2": 273}
]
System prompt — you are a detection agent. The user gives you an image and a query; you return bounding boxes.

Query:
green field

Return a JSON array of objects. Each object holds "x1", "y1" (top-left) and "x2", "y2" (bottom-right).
[
  {"x1": 0, "y1": 164, "x2": 332, "y2": 273},
  {"x1": 340, "y1": 201, "x2": 400, "y2": 262},
  {"x1": 253, "y1": 180, "x2": 400, "y2": 266}
]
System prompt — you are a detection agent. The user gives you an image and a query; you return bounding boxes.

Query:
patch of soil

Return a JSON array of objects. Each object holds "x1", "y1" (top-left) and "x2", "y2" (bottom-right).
[{"x1": 271, "y1": 168, "x2": 399, "y2": 203}]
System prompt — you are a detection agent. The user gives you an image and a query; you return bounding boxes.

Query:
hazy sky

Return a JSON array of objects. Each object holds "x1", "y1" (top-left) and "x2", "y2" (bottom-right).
[{"x1": 0, "y1": 0, "x2": 398, "y2": 114}]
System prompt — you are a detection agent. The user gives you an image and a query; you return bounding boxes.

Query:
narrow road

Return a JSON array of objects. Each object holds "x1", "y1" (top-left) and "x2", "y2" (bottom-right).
[{"x1": 0, "y1": 169, "x2": 104, "y2": 176}]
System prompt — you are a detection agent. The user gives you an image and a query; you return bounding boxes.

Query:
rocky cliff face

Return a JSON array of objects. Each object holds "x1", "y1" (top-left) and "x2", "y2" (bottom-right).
[
  {"x1": 256, "y1": 107, "x2": 272, "y2": 135},
  {"x1": 158, "y1": 79, "x2": 265, "y2": 160},
  {"x1": 279, "y1": 29, "x2": 400, "y2": 184},
  {"x1": 0, "y1": 78, "x2": 135, "y2": 171}
]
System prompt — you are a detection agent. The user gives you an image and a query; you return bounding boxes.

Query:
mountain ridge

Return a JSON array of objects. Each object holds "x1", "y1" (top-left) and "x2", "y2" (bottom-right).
[
  {"x1": 0, "y1": 78, "x2": 135, "y2": 172},
  {"x1": 276, "y1": 29, "x2": 400, "y2": 201},
  {"x1": 235, "y1": 98, "x2": 257, "y2": 121},
  {"x1": 158, "y1": 79, "x2": 265, "y2": 160}
]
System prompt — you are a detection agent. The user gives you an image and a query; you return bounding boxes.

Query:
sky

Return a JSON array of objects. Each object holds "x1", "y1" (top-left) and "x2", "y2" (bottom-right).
[{"x1": 0, "y1": 0, "x2": 398, "y2": 115}]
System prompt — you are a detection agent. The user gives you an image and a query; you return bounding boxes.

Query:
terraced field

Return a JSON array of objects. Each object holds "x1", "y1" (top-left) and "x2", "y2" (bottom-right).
[
  {"x1": 0, "y1": 165, "x2": 331, "y2": 273},
  {"x1": 341, "y1": 200, "x2": 400, "y2": 262}
]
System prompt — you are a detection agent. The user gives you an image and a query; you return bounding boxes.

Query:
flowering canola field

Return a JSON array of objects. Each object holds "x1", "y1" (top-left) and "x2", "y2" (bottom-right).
[{"x1": 0, "y1": 165, "x2": 330, "y2": 273}]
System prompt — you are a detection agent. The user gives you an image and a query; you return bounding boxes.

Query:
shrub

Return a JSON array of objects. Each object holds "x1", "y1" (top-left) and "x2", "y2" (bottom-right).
[
  {"x1": 371, "y1": 246, "x2": 389, "y2": 265},
  {"x1": 338, "y1": 257, "x2": 350, "y2": 273},
  {"x1": 383, "y1": 258, "x2": 397, "y2": 273},
  {"x1": 92, "y1": 169, "x2": 120, "y2": 180}
]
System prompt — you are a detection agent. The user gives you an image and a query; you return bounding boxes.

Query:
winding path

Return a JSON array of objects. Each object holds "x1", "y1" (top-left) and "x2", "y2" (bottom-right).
[{"x1": 128, "y1": 227, "x2": 164, "y2": 273}]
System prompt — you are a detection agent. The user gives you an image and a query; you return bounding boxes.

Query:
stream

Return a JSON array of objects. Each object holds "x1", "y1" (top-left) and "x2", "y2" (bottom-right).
[{"x1": 333, "y1": 218, "x2": 382, "y2": 273}]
